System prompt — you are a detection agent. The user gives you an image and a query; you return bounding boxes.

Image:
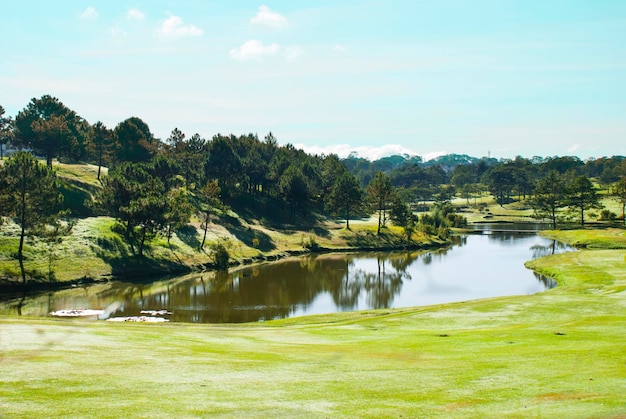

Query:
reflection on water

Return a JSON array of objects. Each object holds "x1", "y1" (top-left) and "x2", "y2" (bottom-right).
[{"x1": 0, "y1": 227, "x2": 574, "y2": 323}]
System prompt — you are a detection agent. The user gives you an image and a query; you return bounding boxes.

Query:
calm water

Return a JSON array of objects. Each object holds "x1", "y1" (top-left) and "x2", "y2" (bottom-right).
[{"x1": 0, "y1": 228, "x2": 573, "y2": 323}]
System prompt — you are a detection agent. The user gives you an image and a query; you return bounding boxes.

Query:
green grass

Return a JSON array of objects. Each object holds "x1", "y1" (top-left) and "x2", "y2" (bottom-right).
[
  {"x1": 54, "y1": 162, "x2": 105, "y2": 188},
  {"x1": 2, "y1": 212, "x2": 428, "y2": 286},
  {"x1": 1, "y1": 229, "x2": 625, "y2": 417},
  {"x1": 540, "y1": 227, "x2": 626, "y2": 249}
]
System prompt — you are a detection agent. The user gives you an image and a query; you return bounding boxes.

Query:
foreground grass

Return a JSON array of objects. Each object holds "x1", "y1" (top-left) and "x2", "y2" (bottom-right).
[{"x1": 1, "y1": 231, "x2": 625, "y2": 418}]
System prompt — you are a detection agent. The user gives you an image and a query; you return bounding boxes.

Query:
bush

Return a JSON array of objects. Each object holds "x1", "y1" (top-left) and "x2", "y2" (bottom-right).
[
  {"x1": 301, "y1": 234, "x2": 319, "y2": 250},
  {"x1": 599, "y1": 210, "x2": 617, "y2": 222},
  {"x1": 212, "y1": 242, "x2": 230, "y2": 270}
]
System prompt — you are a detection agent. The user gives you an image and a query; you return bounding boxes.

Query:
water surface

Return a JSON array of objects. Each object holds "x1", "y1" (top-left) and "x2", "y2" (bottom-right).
[{"x1": 0, "y1": 229, "x2": 573, "y2": 323}]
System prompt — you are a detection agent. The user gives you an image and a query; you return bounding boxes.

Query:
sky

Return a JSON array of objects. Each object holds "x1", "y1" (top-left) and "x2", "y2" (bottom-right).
[{"x1": 1, "y1": 1, "x2": 625, "y2": 161}]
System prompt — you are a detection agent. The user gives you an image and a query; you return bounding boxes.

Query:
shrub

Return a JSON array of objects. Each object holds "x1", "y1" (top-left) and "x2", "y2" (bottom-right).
[
  {"x1": 599, "y1": 210, "x2": 617, "y2": 222},
  {"x1": 212, "y1": 242, "x2": 230, "y2": 270},
  {"x1": 301, "y1": 234, "x2": 318, "y2": 250}
]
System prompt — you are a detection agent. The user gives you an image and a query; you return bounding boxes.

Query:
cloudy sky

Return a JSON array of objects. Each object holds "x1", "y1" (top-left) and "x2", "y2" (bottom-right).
[{"x1": 2, "y1": 1, "x2": 625, "y2": 160}]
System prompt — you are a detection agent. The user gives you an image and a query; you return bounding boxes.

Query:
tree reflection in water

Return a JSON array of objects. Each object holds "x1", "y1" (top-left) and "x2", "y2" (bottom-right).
[{"x1": 0, "y1": 229, "x2": 575, "y2": 323}]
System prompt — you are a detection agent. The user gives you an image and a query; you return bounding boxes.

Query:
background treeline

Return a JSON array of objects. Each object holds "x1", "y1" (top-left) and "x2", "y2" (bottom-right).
[
  {"x1": 1, "y1": 95, "x2": 625, "y2": 223},
  {"x1": 1, "y1": 95, "x2": 626, "y2": 283}
]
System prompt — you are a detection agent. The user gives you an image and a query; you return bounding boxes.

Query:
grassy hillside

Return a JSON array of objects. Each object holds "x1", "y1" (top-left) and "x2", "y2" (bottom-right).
[
  {"x1": 1, "y1": 228, "x2": 624, "y2": 418},
  {"x1": 2, "y1": 161, "x2": 624, "y2": 287},
  {"x1": 1, "y1": 161, "x2": 445, "y2": 287}
]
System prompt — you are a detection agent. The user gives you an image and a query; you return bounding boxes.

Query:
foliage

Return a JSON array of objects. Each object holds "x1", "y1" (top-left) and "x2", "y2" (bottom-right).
[
  {"x1": 89, "y1": 121, "x2": 113, "y2": 180},
  {"x1": 205, "y1": 135, "x2": 243, "y2": 197},
  {"x1": 418, "y1": 203, "x2": 466, "y2": 239},
  {"x1": 366, "y1": 171, "x2": 395, "y2": 235},
  {"x1": 113, "y1": 117, "x2": 158, "y2": 163},
  {"x1": 165, "y1": 129, "x2": 208, "y2": 189},
  {"x1": 0, "y1": 151, "x2": 66, "y2": 284},
  {"x1": 198, "y1": 179, "x2": 223, "y2": 250},
  {"x1": 389, "y1": 195, "x2": 417, "y2": 242},
  {"x1": 567, "y1": 175, "x2": 603, "y2": 226},
  {"x1": 0, "y1": 105, "x2": 14, "y2": 159},
  {"x1": 14, "y1": 95, "x2": 88, "y2": 167},
  {"x1": 611, "y1": 177, "x2": 626, "y2": 224},
  {"x1": 163, "y1": 188, "x2": 193, "y2": 245},
  {"x1": 277, "y1": 165, "x2": 310, "y2": 221},
  {"x1": 532, "y1": 170, "x2": 567, "y2": 227},
  {"x1": 211, "y1": 240, "x2": 230, "y2": 270},
  {"x1": 300, "y1": 234, "x2": 319, "y2": 250},
  {"x1": 481, "y1": 164, "x2": 516, "y2": 206},
  {"x1": 94, "y1": 162, "x2": 167, "y2": 256},
  {"x1": 327, "y1": 172, "x2": 363, "y2": 229}
]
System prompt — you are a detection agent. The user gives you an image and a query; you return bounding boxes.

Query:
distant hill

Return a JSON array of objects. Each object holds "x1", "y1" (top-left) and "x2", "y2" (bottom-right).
[{"x1": 342, "y1": 153, "x2": 498, "y2": 174}]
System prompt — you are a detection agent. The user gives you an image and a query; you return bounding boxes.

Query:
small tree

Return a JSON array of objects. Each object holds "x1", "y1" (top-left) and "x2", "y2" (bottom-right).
[
  {"x1": 211, "y1": 240, "x2": 230, "y2": 270},
  {"x1": 328, "y1": 173, "x2": 363, "y2": 229},
  {"x1": 14, "y1": 95, "x2": 85, "y2": 168},
  {"x1": 390, "y1": 195, "x2": 417, "y2": 243},
  {"x1": 91, "y1": 121, "x2": 113, "y2": 180},
  {"x1": 533, "y1": 170, "x2": 567, "y2": 228},
  {"x1": 95, "y1": 162, "x2": 167, "y2": 256},
  {"x1": 163, "y1": 188, "x2": 193, "y2": 246},
  {"x1": 567, "y1": 175, "x2": 603, "y2": 226},
  {"x1": 611, "y1": 177, "x2": 626, "y2": 225},
  {"x1": 31, "y1": 115, "x2": 71, "y2": 168},
  {"x1": 198, "y1": 180, "x2": 222, "y2": 250},
  {"x1": 112, "y1": 117, "x2": 158, "y2": 163},
  {"x1": 0, "y1": 151, "x2": 65, "y2": 284},
  {"x1": 366, "y1": 171, "x2": 395, "y2": 235}
]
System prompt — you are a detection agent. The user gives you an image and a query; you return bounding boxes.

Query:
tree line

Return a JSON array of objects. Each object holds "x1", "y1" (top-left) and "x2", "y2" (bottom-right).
[{"x1": 1, "y1": 95, "x2": 626, "y2": 283}]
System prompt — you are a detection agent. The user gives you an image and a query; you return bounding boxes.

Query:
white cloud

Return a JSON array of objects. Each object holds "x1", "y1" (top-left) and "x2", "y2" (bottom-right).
[
  {"x1": 423, "y1": 151, "x2": 448, "y2": 162},
  {"x1": 80, "y1": 6, "x2": 98, "y2": 20},
  {"x1": 229, "y1": 39, "x2": 280, "y2": 61},
  {"x1": 156, "y1": 15, "x2": 203, "y2": 39},
  {"x1": 250, "y1": 5, "x2": 288, "y2": 29},
  {"x1": 127, "y1": 8, "x2": 145, "y2": 21}
]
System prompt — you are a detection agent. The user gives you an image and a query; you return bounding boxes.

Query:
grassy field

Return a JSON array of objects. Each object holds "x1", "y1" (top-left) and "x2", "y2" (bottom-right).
[{"x1": 1, "y1": 229, "x2": 625, "y2": 418}]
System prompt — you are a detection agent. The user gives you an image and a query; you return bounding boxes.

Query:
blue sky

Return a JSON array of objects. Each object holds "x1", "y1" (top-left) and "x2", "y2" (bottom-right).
[{"x1": 1, "y1": 1, "x2": 625, "y2": 161}]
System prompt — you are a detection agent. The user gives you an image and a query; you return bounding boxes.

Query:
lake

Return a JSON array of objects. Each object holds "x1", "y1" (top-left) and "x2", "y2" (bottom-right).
[{"x1": 0, "y1": 226, "x2": 573, "y2": 323}]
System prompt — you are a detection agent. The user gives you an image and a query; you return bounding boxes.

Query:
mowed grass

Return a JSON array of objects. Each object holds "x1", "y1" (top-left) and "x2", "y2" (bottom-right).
[
  {"x1": 1, "y1": 230, "x2": 625, "y2": 418},
  {"x1": 540, "y1": 227, "x2": 626, "y2": 249}
]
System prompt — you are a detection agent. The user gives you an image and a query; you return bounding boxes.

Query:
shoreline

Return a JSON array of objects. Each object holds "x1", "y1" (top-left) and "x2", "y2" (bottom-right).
[{"x1": 0, "y1": 238, "x2": 449, "y2": 294}]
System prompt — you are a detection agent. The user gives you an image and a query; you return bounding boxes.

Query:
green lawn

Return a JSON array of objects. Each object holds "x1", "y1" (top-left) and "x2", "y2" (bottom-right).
[{"x1": 1, "y1": 229, "x2": 625, "y2": 418}]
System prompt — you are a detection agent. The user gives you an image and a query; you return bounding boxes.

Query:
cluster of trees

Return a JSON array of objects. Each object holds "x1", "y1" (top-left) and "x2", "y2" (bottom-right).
[
  {"x1": 447, "y1": 156, "x2": 626, "y2": 226},
  {"x1": 1, "y1": 95, "x2": 626, "y2": 283},
  {"x1": 344, "y1": 153, "x2": 626, "y2": 226},
  {"x1": 1, "y1": 96, "x2": 462, "y2": 284},
  {"x1": 0, "y1": 152, "x2": 66, "y2": 283}
]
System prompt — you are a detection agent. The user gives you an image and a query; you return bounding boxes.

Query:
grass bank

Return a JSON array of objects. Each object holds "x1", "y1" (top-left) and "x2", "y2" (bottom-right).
[
  {"x1": 1, "y1": 159, "x2": 447, "y2": 288},
  {"x1": 0, "y1": 212, "x2": 443, "y2": 290},
  {"x1": 1, "y1": 229, "x2": 625, "y2": 417}
]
